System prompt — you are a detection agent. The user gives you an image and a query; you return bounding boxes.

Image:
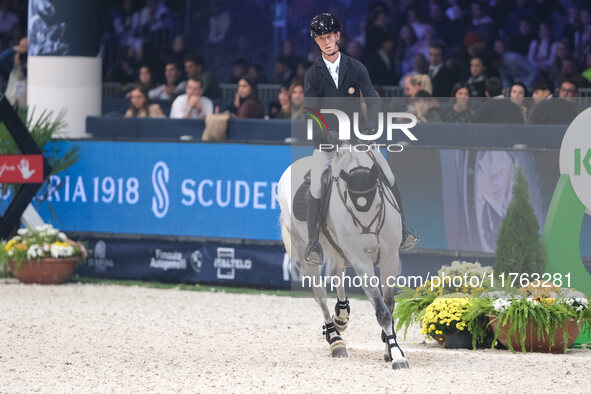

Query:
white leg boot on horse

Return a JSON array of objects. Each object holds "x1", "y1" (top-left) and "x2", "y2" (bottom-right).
[
  {"x1": 380, "y1": 262, "x2": 406, "y2": 367},
  {"x1": 352, "y1": 262, "x2": 409, "y2": 370},
  {"x1": 332, "y1": 266, "x2": 350, "y2": 332},
  {"x1": 302, "y1": 263, "x2": 348, "y2": 358}
]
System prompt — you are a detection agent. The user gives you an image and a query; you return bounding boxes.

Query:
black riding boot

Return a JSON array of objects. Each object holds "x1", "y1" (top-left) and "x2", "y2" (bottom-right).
[
  {"x1": 305, "y1": 192, "x2": 324, "y2": 264},
  {"x1": 390, "y1": 182, "x2": 419, "y2": 250}
]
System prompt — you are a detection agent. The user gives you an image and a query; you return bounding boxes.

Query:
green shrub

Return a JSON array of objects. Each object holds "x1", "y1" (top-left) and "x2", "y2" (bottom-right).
[{"x1": 494, "y1": 167, "x2": 546, "y2": 277}]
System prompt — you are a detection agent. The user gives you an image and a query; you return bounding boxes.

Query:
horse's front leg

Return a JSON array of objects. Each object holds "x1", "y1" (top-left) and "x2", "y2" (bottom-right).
[
  {"x1": 302, "y1": 262, "x2": 348, "y2": 358},
  {"x1": 379, "y1": 255, "x2": 406, "y2": 366},
  {"x1": 332, "y1": 265, "x2": 350, "y2": 332},
  {"x1": 350, "y1": 258, "x2": 409, "y2": 370}
]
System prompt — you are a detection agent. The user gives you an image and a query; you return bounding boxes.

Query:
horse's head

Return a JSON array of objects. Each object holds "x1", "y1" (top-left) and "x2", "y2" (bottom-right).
[{"x1": 337, "y1": 153, "x2": 379, "y2": 212}]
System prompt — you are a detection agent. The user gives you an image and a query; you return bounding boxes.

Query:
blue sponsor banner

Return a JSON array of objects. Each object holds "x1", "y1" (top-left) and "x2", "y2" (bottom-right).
[
  {"x1": 1, "y1": 142, "x2": 291, "y2": 240},
  {"x1": 76, "y1": 238, "x2": 290, "y2": 288}
]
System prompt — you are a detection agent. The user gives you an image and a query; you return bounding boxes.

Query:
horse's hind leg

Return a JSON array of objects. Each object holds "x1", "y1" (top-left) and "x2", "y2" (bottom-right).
[
  {"x1": 332, "y1": 265, "x2": 350, "y2": 332},
  {"x1": 352, "y1": 263, "x2": 409, "y2": 370},
  {"x1": 302, "y1": 262, "x2": 347, "y2": 358}
]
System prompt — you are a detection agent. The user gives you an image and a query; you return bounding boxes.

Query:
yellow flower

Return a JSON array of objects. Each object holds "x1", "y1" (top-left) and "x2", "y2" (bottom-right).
[{"x1": 52, "y1": 241, "x2": 69, "y2": 247}]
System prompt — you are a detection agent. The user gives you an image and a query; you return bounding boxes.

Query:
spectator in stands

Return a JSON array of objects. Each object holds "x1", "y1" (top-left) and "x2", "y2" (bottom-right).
[
  {"x1": 403, "y1": 74, "x2": 432, "y2": 97},
  {"x1": 469, "y1": 3, "x2": 495, "y2": 46},
  {"x1": 529, "y1": 78, "x2": 578, "y2": 124},
  {"x1": 125, "y1": 87, "x2": 164, "y2": 118},
  {"x1": 0, "y1": 0, "x2": 19, "y2": 35},
  {"x1": 443, "y1": 82, "x2": 474, "y2": 123},
  {"x1": 149, "y1": 62, "x2": 184, "y2": 100},
  {"x1": 509, "y1": 82, "x2": 529, "y2": 121},
  {"x1": 364, "y1": 9, "x2": 391, "y2": 59},
  {"x1": 183, "y1": 54, "x2": 220, "y2": 98},
  {"x1": 531, "y1": 78, "x2": 554, "y2": 104},
  {"x1": 511, "y1": 17, "x2": 535, "y2": 56},
  {"x1": 399, "y1": 54, "x2": 427, "y2": 86},
  {"x1": 111, "y1": 0, "x2": 141, "y2": 48},
  {"x1": 467, "y1": 57, "x2": 487, "y2": 97},
  {"x1": 169, "y1": 34, "x2": 187, "y2": 68},
  {"x1": 208, "y1": 3, "x2": 230, "y2": 46},
  {"x1": 247, "y1": 64, "x2": 265, "y2": 84},
  {"x1": 0, "y1": 36, "x2": 27, "y2": 107},
  {"x1": 527, "y1": 22, "x2": 556, "y2": 74},
  {"x1": 504, "y1": 0, "x2": 536, "y2": 38},
  {"x1": 398, "y1": 24, "x2": 420, "y2": 75},
  {"x1": 367, "y1": 34, "x2": 397, "y2": 86},
  {"x1": 170, "y1": 78, "x2": 213, "y2": 119},
  {"x1": 558, "y1": 79, "x2": 579, "y2": 102},
  {"x1": 139, "y1": 0, "x2": 171, "y2": 34},
  {"x1": 494, "y1": 39, "x2": 538, "y2": 89},
  {"x1": 345, "y1": 40, "x2": 363, "y2": 60},
  {"x1": 413, "y1": 90, "x2": 442, "y2": 123},
  {"x1": 289, "y1": 79, "x2": 305, "y2": 120},
  {"x1": 471, "y1": 77, "x2": 524, "y2": 123},
  {"x1": 428, "y1": 42, "x2": 454, "y2": 97},
  {"x1": 230, "y1": 58, "x2": 248, "y2": 83},
  {"x1": 295, "y1": 60, "x2": 311, "y2": 80},
  {"x1": 269, "y1": 84, "x2": 290, "y2": 119},
  {"x1": 126, "y1": 65, "x2": 157, "y2": 98},
  {"x1": 273, "y1": 56, "x2": 294, "y2": 85},
  {"x1": 231, "y1": 77, "x2": 264, "y2": 119},
  {"x1": 558, "y1": 56, "x2": 589, "y2": 88},
  {"x1": 280, "y1": 39, "x2": 300, "y2": 73}
]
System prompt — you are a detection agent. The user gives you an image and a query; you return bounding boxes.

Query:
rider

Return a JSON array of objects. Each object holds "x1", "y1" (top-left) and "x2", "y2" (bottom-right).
[{"x1": 304, "y1": 13, "x2": 419, "y2": 264}]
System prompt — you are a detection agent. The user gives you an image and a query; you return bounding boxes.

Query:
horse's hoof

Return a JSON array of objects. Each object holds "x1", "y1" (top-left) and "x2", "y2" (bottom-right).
[
  {"x1": 384, "y1": 354, "x2": 392, "y2": 362},
  {"x1": 331, "y1": 345, "x2": 348, "y2": 358},
  {"x1": 332, "y1": 314, "x2": 349, "y2": 332},
  {"x1": 391, "y1": 359, "x2": 409, "y2": 370}
]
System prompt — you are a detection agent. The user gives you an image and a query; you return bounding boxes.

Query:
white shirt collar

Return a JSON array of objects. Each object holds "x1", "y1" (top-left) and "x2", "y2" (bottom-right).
[{"x1": 322, "y1": 52, "x2": 341, "y2": 88}]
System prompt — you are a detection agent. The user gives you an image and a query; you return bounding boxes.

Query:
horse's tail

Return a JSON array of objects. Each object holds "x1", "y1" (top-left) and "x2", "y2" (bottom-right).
[{"x1": 280, "y1": 210, "x2": 293, "y2": 259}]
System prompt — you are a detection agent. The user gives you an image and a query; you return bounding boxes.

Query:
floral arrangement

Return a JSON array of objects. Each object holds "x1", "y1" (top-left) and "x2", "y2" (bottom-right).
[
  {"x1": 0, "y1": 225, "x2": 86, "y2": 270},
  {"x1": 421, "y1": 297, "x2": 472, "y2": 339},
  {"x1": 394, "y1": 261, "x2": 492, "y2": 337},
  {"x1": 467, "y1": 286, "x2": 591, "y2": 352}
]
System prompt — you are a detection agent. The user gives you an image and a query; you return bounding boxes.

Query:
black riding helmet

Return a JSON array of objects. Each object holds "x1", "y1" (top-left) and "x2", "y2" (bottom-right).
[{"x1": 310, "y1": 13, "x2": 341, "y2": 38}]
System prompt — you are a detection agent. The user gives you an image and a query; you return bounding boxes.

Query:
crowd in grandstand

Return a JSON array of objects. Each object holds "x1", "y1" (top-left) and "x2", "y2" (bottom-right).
[{"x1": 1, "y1": 0, "x2": 591, "y2": 125}]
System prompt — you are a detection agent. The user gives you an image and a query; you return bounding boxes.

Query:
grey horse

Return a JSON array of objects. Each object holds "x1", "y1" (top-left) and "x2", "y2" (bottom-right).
[{"x1": 278, "y1": 149, "x2": 409, "y2": 369}]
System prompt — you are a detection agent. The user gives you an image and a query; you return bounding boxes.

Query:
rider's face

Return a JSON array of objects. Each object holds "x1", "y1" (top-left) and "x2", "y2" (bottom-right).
[{"x1": 314, "y1": 32, "x2": 340, "y2": 55}]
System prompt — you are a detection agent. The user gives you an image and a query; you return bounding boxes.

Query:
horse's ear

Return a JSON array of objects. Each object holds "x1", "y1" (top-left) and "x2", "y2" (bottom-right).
[{"x1": 339, "y1": 169, "x2": 349, "y2": 183}]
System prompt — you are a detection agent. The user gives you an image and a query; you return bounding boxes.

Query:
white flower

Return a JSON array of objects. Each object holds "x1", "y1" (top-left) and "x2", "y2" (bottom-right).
[
  {"x1": 17, "y1": 228, "x2": 29, "y2": 236},
  {"x1": 58, "y1": 232, "x2": 67, "y2": 242},
  {"x1": 43, "y1": 243, "x2": 50, "y2": 252},
  {"x1": 493, "y1": 298, "x2": 511, "y2": 312},
  {"x1": 47, "y1": 229, "x2": 58, "y2": 236},
  {"x1": 8, "y1": 250, "x2": 13, "y2": 256},
  {"x1": 26, "y1": 244, "x2": 43, "y2": 259}
]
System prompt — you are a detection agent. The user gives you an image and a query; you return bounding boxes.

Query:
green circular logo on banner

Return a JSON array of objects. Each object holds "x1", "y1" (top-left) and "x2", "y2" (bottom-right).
[{"x1": 560, "y1": 107, "x2": 591, "y2": 213}]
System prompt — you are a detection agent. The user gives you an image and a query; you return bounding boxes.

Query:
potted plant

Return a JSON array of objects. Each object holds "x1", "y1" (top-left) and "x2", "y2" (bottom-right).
[
  {"x1": 421, "y1": 296, "x2": 474, "y2": 349},
  {"x1": 394, "y1": 261, "x2": 492, "y2": 341},
  {"x1": 484, "y1": 287, "x2": 590, "y2": 353},
  {"x1": 0, "y1": 225, "x2": 87, "y2": 284}
]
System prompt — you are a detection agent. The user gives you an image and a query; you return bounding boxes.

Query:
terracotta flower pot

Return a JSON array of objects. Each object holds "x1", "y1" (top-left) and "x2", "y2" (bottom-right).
[
  {"x1": 8, "y1": 243, "x2": 87, "y2": 285},
  {"x1": 489, "y1": 315, "x2": 581, "y2": 353}
]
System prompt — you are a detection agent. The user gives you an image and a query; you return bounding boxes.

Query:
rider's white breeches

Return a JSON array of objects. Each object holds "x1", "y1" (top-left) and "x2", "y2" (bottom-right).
[{"x1": 309, "y1": 150, "x2": 396, "y2": 199}]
